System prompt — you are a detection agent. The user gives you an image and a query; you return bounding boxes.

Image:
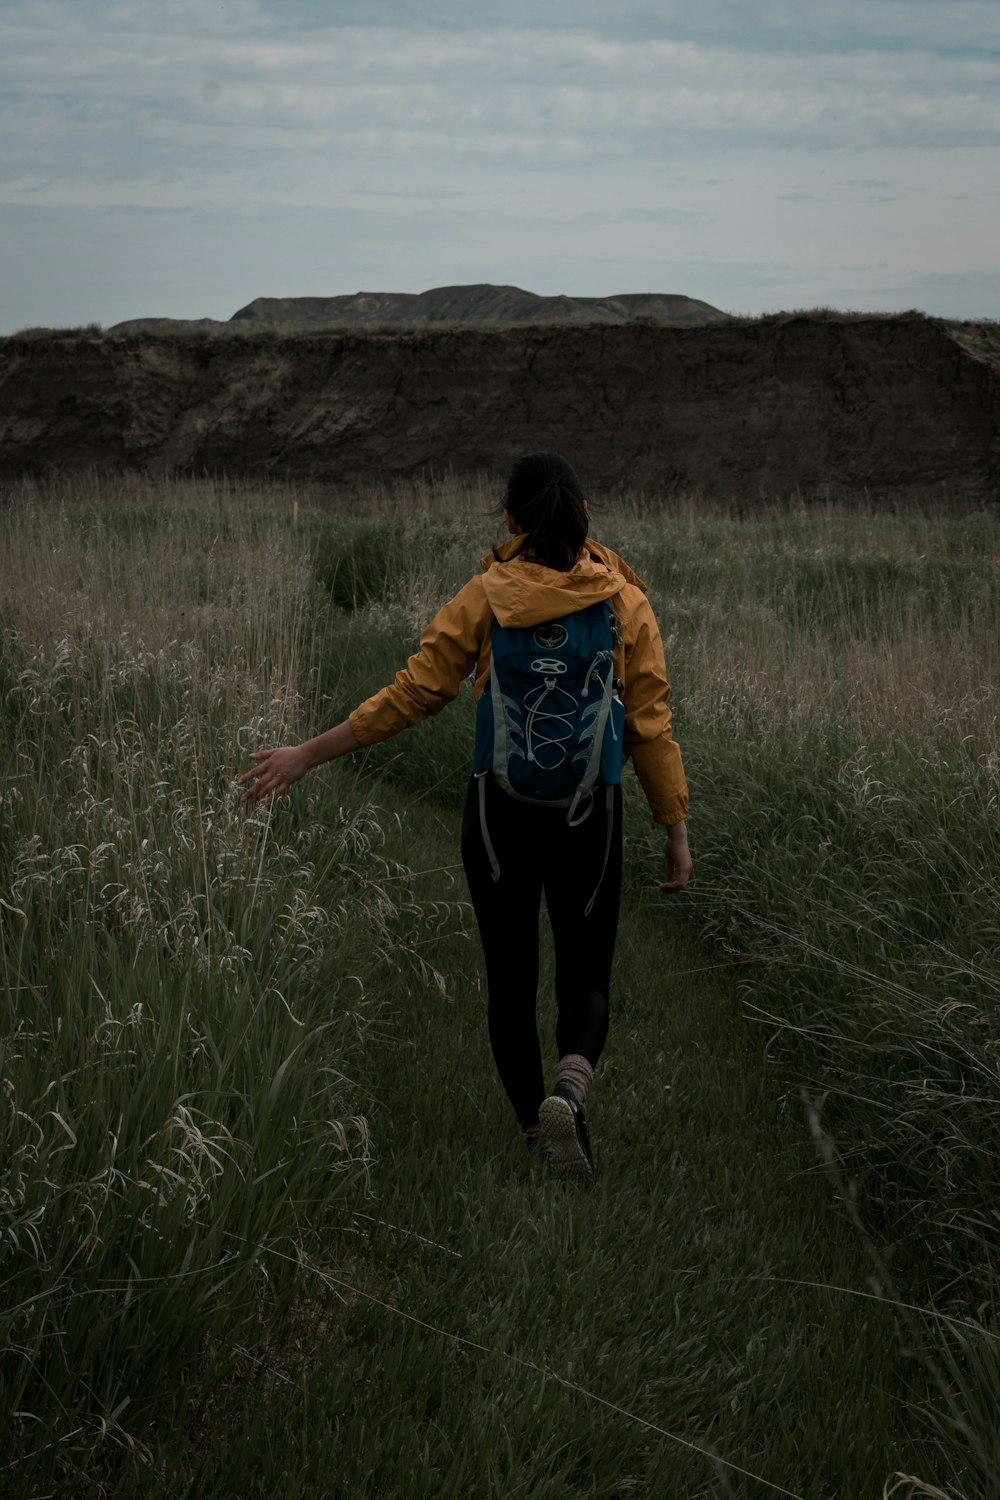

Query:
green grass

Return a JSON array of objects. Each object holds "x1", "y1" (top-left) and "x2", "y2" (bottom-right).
[{"x1": 2, "y1": 483, "x2": 998, "y2": 1497}]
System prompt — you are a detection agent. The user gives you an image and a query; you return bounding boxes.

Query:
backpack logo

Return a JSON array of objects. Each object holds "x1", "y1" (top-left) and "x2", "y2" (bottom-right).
[
  {"x1": 473, "y1": 599, "x2": 624, "y2": 820},
  {"x1": 533, "y1": 623, "x2": 569, "y2": 650}
]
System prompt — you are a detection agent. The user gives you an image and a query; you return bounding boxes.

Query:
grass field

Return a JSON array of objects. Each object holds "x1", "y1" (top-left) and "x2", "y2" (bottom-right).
[{"x1": 1, "y1": 475, "x2": 997, "y2": 1498}]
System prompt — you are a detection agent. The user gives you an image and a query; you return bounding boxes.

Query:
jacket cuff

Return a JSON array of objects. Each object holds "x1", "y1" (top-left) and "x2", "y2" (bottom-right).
[
  {"x1": 348, "y1": 704, "x2": 383, "y2": 747},
  {"x1": 648, "y1": 791, "x2": 689, "y2": 827}
]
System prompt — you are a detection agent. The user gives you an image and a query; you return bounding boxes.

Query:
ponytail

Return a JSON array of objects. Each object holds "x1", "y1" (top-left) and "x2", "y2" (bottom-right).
[{"x1": 499, "y1": 452, "x2": 588, "y2": 572}]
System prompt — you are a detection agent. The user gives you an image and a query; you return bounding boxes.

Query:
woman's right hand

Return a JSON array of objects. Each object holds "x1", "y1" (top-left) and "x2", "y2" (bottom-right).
[
  {"x1": 237, "y1": 719, "x2": 362, "y2": 804},
  {"x1": 237, "y1": 745, "x2": 314, "y2": 804}
]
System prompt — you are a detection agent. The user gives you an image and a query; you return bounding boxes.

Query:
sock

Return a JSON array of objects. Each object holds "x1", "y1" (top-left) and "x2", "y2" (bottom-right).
[
  {"x1": 552, "y1": 1053, "x2": 594, "y2": 1106},
  {"x1": 521, "y1": 1121, "x2": 543, "y2": 1151}
]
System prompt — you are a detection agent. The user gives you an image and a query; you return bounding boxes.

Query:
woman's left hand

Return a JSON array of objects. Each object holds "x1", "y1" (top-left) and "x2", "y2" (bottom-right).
[{"x1": 660, "y1": 821, "x2": 692, "y2": 892}]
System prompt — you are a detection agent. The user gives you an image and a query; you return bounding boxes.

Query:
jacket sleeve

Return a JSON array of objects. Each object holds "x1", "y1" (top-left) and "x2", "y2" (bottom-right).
[
  {"x1": 348, "y1": 577, "x2": 488, "y2": 746},
  {"x1": 620, "y1": 590, "x2": 689, "y2": 827}
]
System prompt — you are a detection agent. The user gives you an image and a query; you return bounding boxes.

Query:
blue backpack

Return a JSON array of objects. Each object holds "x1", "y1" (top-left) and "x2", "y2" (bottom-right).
[{"x1": 473, "y1": 598, "x2": 625, "y2": 824}]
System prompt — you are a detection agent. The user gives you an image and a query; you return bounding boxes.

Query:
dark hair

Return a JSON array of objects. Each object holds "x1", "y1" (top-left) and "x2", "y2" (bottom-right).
[{"x1": 498, "y1": 451, "x2": 588, "y2": 572}]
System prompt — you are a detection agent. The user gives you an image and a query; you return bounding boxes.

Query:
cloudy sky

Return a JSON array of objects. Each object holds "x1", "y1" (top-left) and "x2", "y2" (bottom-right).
[{"x1": 2, "y1": 0, "x2": 999, "y2": 332}]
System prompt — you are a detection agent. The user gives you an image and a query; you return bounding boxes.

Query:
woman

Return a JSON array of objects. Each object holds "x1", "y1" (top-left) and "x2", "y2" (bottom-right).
[{"x1": 239, "y1": 453, "x2": 691, "y2": 1183}]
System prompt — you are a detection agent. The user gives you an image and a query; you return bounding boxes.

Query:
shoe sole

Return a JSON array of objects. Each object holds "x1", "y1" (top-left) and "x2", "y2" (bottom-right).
[{"x1": 539, "y1": 1095, "x2": 594, "y2": 1184}]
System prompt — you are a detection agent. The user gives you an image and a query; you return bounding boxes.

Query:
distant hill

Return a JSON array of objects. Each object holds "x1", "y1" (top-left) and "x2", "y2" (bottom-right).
[
  {"x1": 109, "y1": 284, "x2": 730, "y2": 335},
  {"x1": 228, "y1": 284, "x2": 732, "y2": 328},
  {"x1": 105, "y1": 317, "x2": 224, "y2": 336}
]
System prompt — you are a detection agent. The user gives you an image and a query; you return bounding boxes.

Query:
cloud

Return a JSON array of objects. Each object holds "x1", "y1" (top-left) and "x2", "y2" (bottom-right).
[
  {"x1": 195, "y1": 0, "x2": 1000, "y2": 52},
  {"x1": 2, "y1": 1, "x2": 1000, "y2": 218},
  {"x1": 2, "y1": 1, "x2": 999, "y2": 327},
  {"x1": 837, "y1": 267, "x2": 1000, "y2": 318}
]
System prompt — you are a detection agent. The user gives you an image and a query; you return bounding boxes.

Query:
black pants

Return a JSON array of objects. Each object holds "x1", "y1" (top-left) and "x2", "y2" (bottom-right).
[{"x1": 460, "y1": 775, "x2": 623, "y2": 1127}]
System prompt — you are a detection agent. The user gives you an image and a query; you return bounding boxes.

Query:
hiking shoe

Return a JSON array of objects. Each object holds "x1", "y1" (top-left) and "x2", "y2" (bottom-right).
[{"x1": 539, "y1": 1081, "x2": 594, "y2": 1184}]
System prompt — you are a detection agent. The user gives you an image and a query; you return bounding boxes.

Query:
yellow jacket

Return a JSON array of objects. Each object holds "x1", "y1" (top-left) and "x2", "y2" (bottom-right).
[{"x1": 349, "y1": 537, "x2": 688, "y2": 826}]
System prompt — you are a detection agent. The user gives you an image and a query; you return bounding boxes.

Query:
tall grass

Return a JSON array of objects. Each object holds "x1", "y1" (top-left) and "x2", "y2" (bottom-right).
[
  {"x1": 599, "y1": 503, "x2": 1000, "y2": 1495},
  {"x1": 307, "y1": 493, "x2": 1000, "y2": 1494},
  {"x1": 2, "y1": 479, "x2": 998, "y2": 1496},
  {"x1": 310, "y1": 497, "x2": 1000, "y2": 1264},
  {"x1": 603, "y1": 504, "x2": 1000, "y2": 1281},
  {"x1": 0, "y1": 491, "x2": 447, "y2": 1492}
]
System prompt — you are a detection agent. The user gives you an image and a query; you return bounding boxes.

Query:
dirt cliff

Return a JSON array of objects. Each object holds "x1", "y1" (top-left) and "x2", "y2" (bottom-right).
[{"x1": 1, "y1": 317, "x2": 997, "y2": 503}]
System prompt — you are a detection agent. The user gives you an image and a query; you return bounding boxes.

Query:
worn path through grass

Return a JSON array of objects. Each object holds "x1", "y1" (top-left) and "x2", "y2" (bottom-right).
[{"x1": 193, "y1": 780, "x2": 924, "y2": 1500}]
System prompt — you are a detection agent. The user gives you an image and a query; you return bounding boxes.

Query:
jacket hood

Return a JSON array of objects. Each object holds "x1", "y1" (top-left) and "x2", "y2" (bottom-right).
[{"x1": 477, "y1": 537, "x2": 643, "y2": 629}]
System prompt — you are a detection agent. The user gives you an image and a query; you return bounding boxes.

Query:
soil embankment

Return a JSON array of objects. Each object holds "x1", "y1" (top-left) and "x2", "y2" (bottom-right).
[{"x1": 1, "y1": 317, "x2": 998, "y2": 502}]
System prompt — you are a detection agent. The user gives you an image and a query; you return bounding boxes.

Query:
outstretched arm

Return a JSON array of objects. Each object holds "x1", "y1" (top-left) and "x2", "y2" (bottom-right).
[
  {"x1": 238, "y1": 576, "x2": 489, "y2": 805},
  {"x1": 237, "y1": 719, "x2": 362, "y2": 805}
]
